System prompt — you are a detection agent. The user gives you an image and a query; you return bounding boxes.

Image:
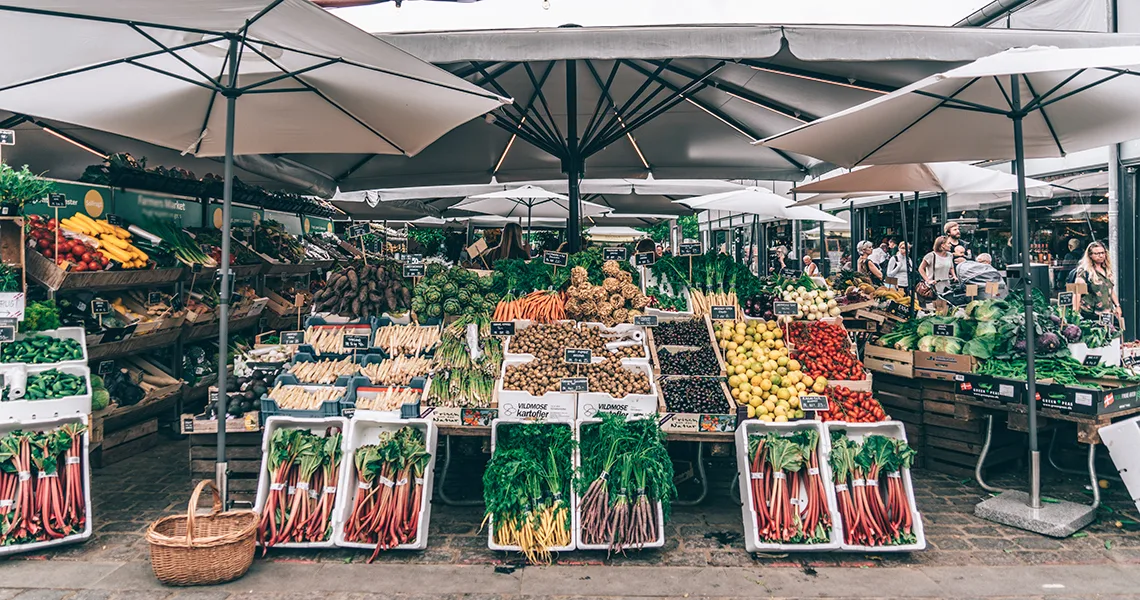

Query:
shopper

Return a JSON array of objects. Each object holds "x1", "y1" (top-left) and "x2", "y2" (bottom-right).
[
  {"x1": 487, "y1": 223, "x2": 530, "y2": 264},
  {"x1": 802, "y1": 254, "x2": 820, "y2": 278},
  {"x1": 869, "y1": 240, "x2": 889, "y2": 267},
  {"x1": 1059, "y1": 237, "x2": 1083, "y2": 288},
  {"x1": 919, "y1": 235, "x2": 957, "y2": 293},
  {"x1": 1070, "y1": 241, "x2": 1122, "y2": 323},
  {"x1": 771, "y1": 246, "x2": 788, "y2": 274},
  {"x1": 886, "y1": 242, "x2": 912, "y2": 288},
  {"x1": 856, "y1": 240, "x2": 883, "y2": 285},
  {"x1": 976, "y1": 253, "x2": 993, "y2": 265},
  {"x1": 945, "y1": 221, "x2": 970, "y2": 258}
]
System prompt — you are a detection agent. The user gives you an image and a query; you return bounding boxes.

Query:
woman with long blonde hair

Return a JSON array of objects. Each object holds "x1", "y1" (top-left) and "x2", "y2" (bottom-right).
[{"x1": 1070, "y1": 241, "x2": 1122, "y2": 322}]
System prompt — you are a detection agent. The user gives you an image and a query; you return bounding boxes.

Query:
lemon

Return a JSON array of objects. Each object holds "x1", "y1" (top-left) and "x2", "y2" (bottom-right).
[
  {"x1": 759, "y1": 379, "x2": 772, "y2": 391},
  {"x1": 750, "y1": 375, "x2": 764, "y2": 387},
  {"x1": 769, "y1": 374, "x2": 782, "y2": 387},
  {"x1": 762, "y1": 331, "x2": 775, "y2": 341},
  {"x1": 719, "y1": 340, "x2": 728, "y2": 349},
  {"x1": 774, "y1": 339, "x2": 785, "y2": 349},
  {"x1": 777, "y1": 388, "x2": 790, "y2": 401},
  {"x1": 740, "y1": 390, "x2": 751, "y2": 402},
  {"x1": 775, "y1": 415, "x2": 788, "y2": 423},
  {"x1": 796, "y1": 382, "x2": 807, "y2": 392},
  {"x1": 764, "y1": 400, "x2": 776, "y2": 413},
  {"x1": 790, "y1": 396, "x2": 800, "y2": 408},
  {"x1": 728, "y1": 375, "x2": 741, "y2": 387},
  {"x1": 746, "y1": 405, "x2": 756, "y2": 418},
  {"x1": 794, "y1": 409, "x2": 805, "y2": 419},
  {"x1": 757, "y1": 404, "x2": 769, "y2": 415},
  {"x1": 731, "y1": 387, "x2": 741, "y2": 398},
  {"x1": 774, "y1": 405, "x2": 786, "y2": 416},
  {"x1": 773, "y1": 328, "x2": 783, "y2": 339},
  {"x1": 776, "y1": 366, "x2": 788, "y2": 376},
  {"x1": 727, "y1": 341, "x2": 738, "y2": 351},
  {"x1": 739, "y1": 382, "x2": 752, "y2": 394},
  {"x1": 749, "y1": 396, "x2": 761, "y2": 408},
  {"x1": 777, "y1": 356, "x2": 789, "y2": 367}
]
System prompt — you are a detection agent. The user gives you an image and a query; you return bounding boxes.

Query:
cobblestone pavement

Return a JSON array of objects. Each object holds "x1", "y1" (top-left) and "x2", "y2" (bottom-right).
[{"x1": 0, "y1": 435, "x2": 1136, "y2": 598}]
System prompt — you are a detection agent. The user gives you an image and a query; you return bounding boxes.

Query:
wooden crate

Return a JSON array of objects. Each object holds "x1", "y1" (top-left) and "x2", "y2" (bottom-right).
[
  {"x1": 26, "y1": 250, "x2": 184, "y2": 292},
  {"x1": 865, "y1": 345, "x2": 914, "y2": 378},
  {"x1": 922, "y1": 409, "x2": 1024, "y2": 478},
  {"x1": 93, "y1": 417, "x2": 158, "y2": 467},
  {"x1": 190, "y1": 431, "x2": 262, "y2": 504}
]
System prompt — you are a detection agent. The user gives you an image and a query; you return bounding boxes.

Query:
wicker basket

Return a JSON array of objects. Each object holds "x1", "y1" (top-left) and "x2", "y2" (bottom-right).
[{"x1": 146, "y1": 480, "x2": 258, "y2": 586}]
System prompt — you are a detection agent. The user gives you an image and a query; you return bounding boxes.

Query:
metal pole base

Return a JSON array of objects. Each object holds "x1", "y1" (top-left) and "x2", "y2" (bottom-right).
[{"x1": 974, "y1": 491, "x2": 1095, "y2": 538}]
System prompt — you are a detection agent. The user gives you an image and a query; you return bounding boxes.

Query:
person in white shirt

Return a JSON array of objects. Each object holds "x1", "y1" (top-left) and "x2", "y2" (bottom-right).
[
  {"x1": 868, "y1": 239, "x2": 889, "y2": 267},
  {"x1": 886, "y1": 242, "x2": 912, "y2": 288}
]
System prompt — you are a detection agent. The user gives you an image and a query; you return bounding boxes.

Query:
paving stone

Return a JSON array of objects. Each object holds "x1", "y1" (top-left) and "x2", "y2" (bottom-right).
[{"x1": 11, "y1": 591, "x2": 73, "y2": 600}]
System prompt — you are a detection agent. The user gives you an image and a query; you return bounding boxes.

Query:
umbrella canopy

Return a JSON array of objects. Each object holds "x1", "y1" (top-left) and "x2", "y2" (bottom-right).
[
  {"x1": 762, "y1": 44, "x2": 1140, "y2": 519},
  {"x1": 790, "y1": 162, "x2": 1054, "y2": 207},
  {"x1": 586, "y1": 226, "x2": 648, "y2": 242},
  {"x1": 455, "y1": 194, "x2": 612, "y2": 220},
  {"x1": 779, "y1": 205, "x2": 847, "y2": 224},
  {"x1": 674, "y1": 186, "x2": 794, "y2": 218}
]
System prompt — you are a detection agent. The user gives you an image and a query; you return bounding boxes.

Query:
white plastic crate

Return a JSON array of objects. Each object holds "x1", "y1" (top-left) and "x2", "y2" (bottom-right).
[
  {"x1": 735, "y1": 420, "x2": 842, "y2": 552},
  {"x1": 487, "y1": 419, "x2": 577, "y2": 554},
  {"x1": 0, "y1": 414, "x2": 92, "y2": 557},
  {"x1": 574, "y1": 417, "x2": 665, "y2": 551},
  {"x1": 822, "y1": 421, "x2": 926, "y2": 552},
  {"x1": 576, "y1": 362, "x2": 659, "y2": 419},
  {"x1": 1096, "y1": 414, "x2": 1140, "y2": 517},
  {"x1": 254, "y1": 416, "x2": 350, "y2": 549},
  {"x1": 2, "y1": 327, "x2": 88, "y2": 368},
  {"x1": 0, "y1": 365, "x2": 92, "y2": 422},
  {"x1": 333, "y1": 416, "x2": 437, "y2": 551},
  {"x1": 497, "y1": 357, "x2": 576, "y2": 423}
]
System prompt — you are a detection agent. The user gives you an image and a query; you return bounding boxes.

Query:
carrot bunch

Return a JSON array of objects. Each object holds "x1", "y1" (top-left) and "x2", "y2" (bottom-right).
[
  {"x1": 747, "y1": 430, "x2": 831, "y2": 545},
  {"x1": 257, "y1": 428, "x2": 343, "y2": 551},
  {"x1": 344, "y1": 426, "x2": 431, "y2": 561},
  {"x1": 829, "y1": 432, "x2": 917, "y2": 547},
  {"x1": 492, "y1": 290, "x2": 565, "y2": 322}
]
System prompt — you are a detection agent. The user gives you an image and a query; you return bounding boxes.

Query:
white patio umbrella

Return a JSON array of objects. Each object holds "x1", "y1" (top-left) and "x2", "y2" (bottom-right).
[
  {"x1": 0, "y1": 0, "x2": 507, "y2": 500},
  {"x1": 454, "y1": 185, "x2": 611, "y2": 238},
  {"x1": 763, "y1": 44, "x2": 1140, "y2": 533},
  {"x1": 673, "y1": 186, "x2": 794, "y2": 217},
  {"x1": 780, "y1": 205, "x2": 847, "y2": 224},
  {"x1": 789, "y1": 162, "x2": 1054, "y2": 207}
]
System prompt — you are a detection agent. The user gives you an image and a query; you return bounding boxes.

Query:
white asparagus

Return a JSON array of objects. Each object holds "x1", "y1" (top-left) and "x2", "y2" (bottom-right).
[
  {"x1": 355, "y1": 387, "x2": 420, "y2": 411},
  {"x1": 267, "y1": 383, "x2": 345, "y2": 410}
]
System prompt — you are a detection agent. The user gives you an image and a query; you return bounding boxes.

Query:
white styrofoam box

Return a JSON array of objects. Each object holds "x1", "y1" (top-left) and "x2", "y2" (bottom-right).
[
  {"x1": 822, "y1": 421, "x2": 926, "y2": 552},
  {"x1": 0, "y1": 365, "x2": 92, "y2": 422},
  {"x1": 254, "y1": 416, "x2": 350, "y2": 548},
  {"x1": 735, "y1": 420, "x2": 842, "y2": 552},
  {"x1": 497, "y1": 357, "x2": 576, "y2": 423},
  {"x1": 1096, "y1": 415, "x2": 1140, "y2": 516},
  {"x1": 502, "y1": 319, "x2": 574, "y2": 361},
  {"x1": 333, "y1": 417, "x2": 437, "y2": 551},
  {"x1": 488, "y1": 419, "x2": 577, "y2": 553},
  {"x1": 383, "y1": 312, "x2": 412, "y2": 326},
  {"x1": 576, "y1": 362, "x2": 659, "y2": 420},
  {"x1": 0, "y1": 414, "x2": 92, "y2": 557},
  {"x1": 1068, "y1": 338, "x2": 1122, "y2": 368},
  {"x1": 578, "y1": 322, "x2": 651, "y2": 365},
  {"x1": 574, "y1": 417, "x2": 665, "y2": 551},
  {"x1": 3, "y1": 327, "x2": 88, "y2": 368},
  {"x1": 643, "y1": 284, "x2": 693, "y2": 319}
]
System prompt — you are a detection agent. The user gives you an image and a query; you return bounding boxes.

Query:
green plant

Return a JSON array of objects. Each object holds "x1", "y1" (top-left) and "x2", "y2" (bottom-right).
[
  {"x1": 0, "y1": 164, "x2": 54, "y2": 208},
  {"x1": 408, "y1": 227, "x2": 445, "y2": 256},
  {"x1": 0, "y1": 264, "x2": 19, "y2": 293},
  {"x1": 640, "y1": 215, "x2": 697, "y2": 244}
]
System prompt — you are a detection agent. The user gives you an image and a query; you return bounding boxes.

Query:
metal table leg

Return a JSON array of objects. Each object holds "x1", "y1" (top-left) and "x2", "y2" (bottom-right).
[
  {"x1": 975, "y1": 414, "x2": 1005, "y2": 493},
  {"x1": 1087, "y1": 443, "x2": 1101, "y2": 510},
  {"x1": 1048, "y1": 428, "x2": 1122, "y2": 482},
  {"x1": 437, "y1": 435, "x2": 483, "y2": 507},
  {"x1": 729, "y1": 472, "x2": 741, "y2": 505},
  {"x1": 674, "y1": 441, "x2": 708, "y2": 507}
]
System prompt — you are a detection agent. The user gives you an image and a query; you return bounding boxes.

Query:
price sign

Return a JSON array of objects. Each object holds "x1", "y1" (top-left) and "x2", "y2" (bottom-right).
[
  {"x1": 543, "y1": 251, "x2": 568, "y2": 267},
  {"x1": 1101, "y1": 313, "x2": 1115, "y2": 326},
  {"x1": 564, "y1": 348, "x2": 592, "y2": 364},
  {"x1": 560, "y1": 377, "x2": 589, "y2": 393},
  {"x1": 343, "y1": 334, "x2": 370, "y2": 350},
  {"x1": 0, "y1": 130, "x2": 13, "y2": 145},
  {"x1": 932, "y1": 323, "x2": 955, "y2": 337},
  {"x1": 634, "y1": 251, "x2": 655, "y2": 266},
  {"x1": 192, "y1": 262, "x2": 204, "y2": 274},
  {"x1": 603, "y1": 247, "x2": 627, "y2": 261},
  {"x1": 773, "y1": 301, "x2": 799, "y2": 316},
  {"x1": 634, "y1": 315, "x2": 658, "y2": 327},
  {"x1": 1083, "y1": 354, "x2": 1103, "y2": 367},
  {"x1": 208, "y1": 388, "x2": 219, "y2": 404},
  {"x1": 341, "y1": 406, "x2": 356, "y2": 419},
  {"x1": 91, "y1": 299, "x2": 111, "y2": 315},
  {"x1": 0, "y1": 324, "x2": 14, "y2": 343},
  {"x1": 148, "y1": 292, "x2": 163, "y2": 306},
  {"x1": 678, "y1": 242, "x2": 701, "y2": 256},
  {"x1": 799, "y1": 395, "x2": 830, "y2": 412},
  {"x1": 883, "y1": 277, "x2": 899, "y2": 286},
  {"x1": 780, "y1": 268, "x2": 801, "y2": 278},
  {"x1": 106, "y1": 214, "x2": 124, "y2": 227},
  {"x1": 887, "y1": 301, "x2": 912, "y2": 317},
  {"x1": 348, "y1": 223, "x2": 369, "y2": 238},
  {"x1": 401, "y1": 253, "x2": 423, "y2": 264},
  {"x1": 98, "y1": 360, "x2": 115, "y2": 376},
  {"x1": 985, "y1": 282, "x2": 1001, "y2": 295},
  {"x1": 280, "y1": 330, "x2": 305, "y2": 345},
  {"x1": 403, "y1": 263, "x2": 425, "y2": 278},
  {"x1": 964, "y1": 284, "x2": 979, "y2": 298},
  {"x1": 490, "y1": 321, "x2": 516, "y2": 336},
  {"x1": 1058, "y1": 292, "x2": 1074, "y2": 306},
  {"x1": 933, "y1": 299, "x2": 950, "y2": 316},
  {"x1": 47, "y1": 193, "x2": 66, "y2": 208},
  {"x1": 710, "y1": 305, "x2": 737, "y2": 321}
]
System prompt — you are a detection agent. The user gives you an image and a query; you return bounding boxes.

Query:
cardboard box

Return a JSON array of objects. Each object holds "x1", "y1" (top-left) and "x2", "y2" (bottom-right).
[
  {"x1": 914, "y1": 351, "x2": 977, "y2": 374},
  {"x1": 180, "y1": 411, "x2": 261, "y2": 434},
  {"x1": 864, "y1": 345, "x2": 914, "y2": 378},
  {"x1": 1035, "y1": 381, "x2": 1140, "y2": 417},
  {"x1": 954, "y1": 373, "x2": 1024, "y2": 404}
]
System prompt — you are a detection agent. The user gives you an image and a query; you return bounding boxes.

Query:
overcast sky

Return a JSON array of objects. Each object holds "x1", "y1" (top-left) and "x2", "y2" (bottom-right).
[{"x1": 333, "y1": 0, "x2": 997, "y2": 33}]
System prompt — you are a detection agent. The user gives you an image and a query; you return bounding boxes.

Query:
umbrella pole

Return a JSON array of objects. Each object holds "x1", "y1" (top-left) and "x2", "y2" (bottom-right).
[
  {"x1": 912, "y1": 194, "x2": 920, "y2": 314},
  {"x1": 898, "y1": 194, "x2": 909, "y2": 298},
  {"x1": 1010, "y1": 80, "x2": 1041, "y2": 510},
  {"x1": 216, "y1": 36, "x2": 239, "y2": 507}
]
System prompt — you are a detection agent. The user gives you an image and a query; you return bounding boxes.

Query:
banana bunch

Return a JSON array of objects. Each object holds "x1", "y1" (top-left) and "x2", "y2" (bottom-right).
[
  {"x1": 60, "y1": 214, "x2": 150, "y2": 269},
  {"x1": 873, "y1": 287, "x2": 910, "y2": 304}
]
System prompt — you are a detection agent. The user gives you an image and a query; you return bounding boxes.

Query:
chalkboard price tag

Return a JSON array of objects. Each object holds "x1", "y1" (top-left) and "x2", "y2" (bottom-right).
[
  {"x1": 343, "y1": 334, "x2": 370, "y2": 350},
  {"x1": 564, "y1": 348, "x2": 592, "y2": 364},
  {"x1": 47, "y1": 193, "x2": 66, "y2": 208},
  {"x1": 280, "y1": 330, "x2": 305, "y2": 345},
  {"x1": 341, "y1": 406, "x2": 356, "y2": 419},
  {"x1": 1083, "y1": 354, "x2": 1102, "y2": 367},
  {"x1": 0, "y1": 130, "x2": 13, "y2": 145},
  {"x1": 932, "y1": 323, "x2": 955, "y2": 337},
  {"x1": 106, "y1": 214, "x2": 124, "y2": 227},
  {"x1": 403, "y1": 263, "x2": 425, "y2": 278},
  {"x1": 192, "y1": 262, "x2": 203, "y2": 274},
  {"x1": 560, "y1": 377, "x2": 589, "y2": 393},
  {"x1": 887, "y1": 301, "x2": 912, "y2": 317},
  {"x1": 773, "y1": 301, "x2": 799, "y2": 316},
  {"x1": 490, "y1": 321, "x2": 515, "y2": 336},
  {"x1": 208, "y1": 388, "x2": 219, "y2": 404},
  {"x1": 91, "y1": 299, "x2": 111, "y2": 315},
  {"x1": 1058, "y1": 292, "x2": 1074, "y2": 306},
  {"x1": 678, "y1": 242, "x2": 702, "y2": 256},
  {"x1": 98, "y1": 360, "x2": 115, "y2": 376},
  {"x1": 634, "y1": 251, "x2": 655, "y2": 266},
  {"x1": 543, "y1": 251, "x2": 568, "y2": 267},
  {"x1": 403, "y1": 253, "x2": 423, "y2": 264},
  {"x1": 710, "y1": 305, "x2": 736, "y2": 321},
  {"x1": 1101, "y1": 313, "x2": 1114, "y2": 326},
  {"x1": 634, "y1": 315, "x2": 658, "y2": 327},
  {"x1": 799, "y1": 395, "x2": 830, "y2": 412},
  {"x1": 0, "y1": 325, "x2": 14, "y2": 344},
  {"x1": 603, "y1": 247, "x2": 627, "y2": 261},
  {"x1": 348, "y1": 223, "x2": 369, "y2": 239},
  {"x1": 148, "y1": 292, "x2": 163, "y2": 305},
  {"x1": 780, "y1": 267, "x2": 801, "y2": 278}
]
